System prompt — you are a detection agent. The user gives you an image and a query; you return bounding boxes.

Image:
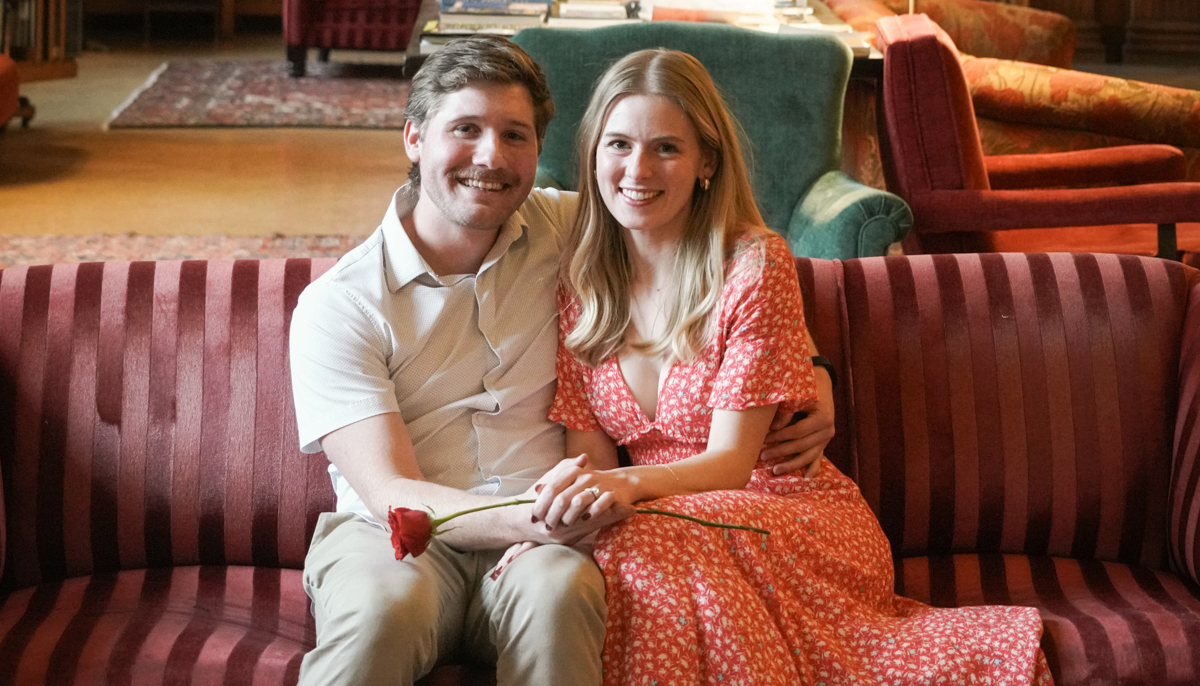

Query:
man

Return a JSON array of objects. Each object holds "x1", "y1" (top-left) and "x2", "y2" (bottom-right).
[{"x1": 289, "y1": 35, "x2": 835, "y2": 686}]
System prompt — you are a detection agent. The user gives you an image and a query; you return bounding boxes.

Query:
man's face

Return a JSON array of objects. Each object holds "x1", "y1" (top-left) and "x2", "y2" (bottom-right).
[{"x1": 404, "y1": 82, "x2": 540, "y2": 237}]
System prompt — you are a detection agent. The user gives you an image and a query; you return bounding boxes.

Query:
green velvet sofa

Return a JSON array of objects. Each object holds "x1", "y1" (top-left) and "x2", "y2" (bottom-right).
[{"x1": 512, "y1": 22, "x2": 912, "y2": 260}]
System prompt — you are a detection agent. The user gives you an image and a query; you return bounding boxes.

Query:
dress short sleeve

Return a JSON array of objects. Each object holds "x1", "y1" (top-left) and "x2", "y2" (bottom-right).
[
  {"x1": 708, "y1": 235, "x2": 818, "y2": 414},
  {"x1": 548, "y1": 283, "x2": 604, "y2": 431}
]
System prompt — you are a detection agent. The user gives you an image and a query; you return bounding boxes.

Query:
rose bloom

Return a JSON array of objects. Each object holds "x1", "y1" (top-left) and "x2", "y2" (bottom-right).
[{"x1": 388, "y1": 507, "x2": 434, "y2": 560}]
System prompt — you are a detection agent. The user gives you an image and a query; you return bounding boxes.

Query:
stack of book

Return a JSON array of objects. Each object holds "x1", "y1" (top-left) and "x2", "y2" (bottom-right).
[
  {"x1": 549, "y1": 0, "x2": 639, "y2": 28},
  {"x1": 647, "y1": 0, "x2": 771, "y2": 22},
  {"x1": 435, "y1": 0, "x2": 550, "y2": 35}
]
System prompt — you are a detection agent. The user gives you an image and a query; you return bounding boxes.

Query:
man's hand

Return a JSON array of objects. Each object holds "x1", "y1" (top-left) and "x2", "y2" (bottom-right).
[{"x1": 760, "y1": 365, "x2": 835, "y2": 477}]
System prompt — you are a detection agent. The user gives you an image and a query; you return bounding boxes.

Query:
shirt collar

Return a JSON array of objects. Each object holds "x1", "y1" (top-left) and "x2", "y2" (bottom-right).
[{"x1": 381, "y1": 184, "x2": 529, "y2": 292}]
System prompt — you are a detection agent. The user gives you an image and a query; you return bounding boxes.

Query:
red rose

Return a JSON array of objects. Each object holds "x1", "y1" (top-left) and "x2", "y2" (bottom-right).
[
  {"x1": 388, "y1": 507, "x2": 434, "y2": 560},
  {"x1": 384, "y1": 499, "x2": 768, "y2": 565}
]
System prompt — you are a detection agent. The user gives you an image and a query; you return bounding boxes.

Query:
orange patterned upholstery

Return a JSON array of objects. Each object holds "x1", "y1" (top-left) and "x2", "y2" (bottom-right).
[{"x1": 824, "y1": 0, "x2": 1076, "y2": 67}]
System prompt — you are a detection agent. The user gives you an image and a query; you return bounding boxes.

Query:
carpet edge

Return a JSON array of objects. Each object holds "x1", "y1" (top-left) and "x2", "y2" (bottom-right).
[{"x1": 105, "y1": 61, "x2": 170, "y2": 130}]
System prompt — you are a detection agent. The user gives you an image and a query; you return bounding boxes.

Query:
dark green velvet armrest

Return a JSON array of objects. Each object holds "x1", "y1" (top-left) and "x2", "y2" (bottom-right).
[
  {"x1": 787, "y1": 170, "x2": 912, "y2": 260},
  {"x1": 534, "y1": 169, "x2": 563, "y2": 190}
]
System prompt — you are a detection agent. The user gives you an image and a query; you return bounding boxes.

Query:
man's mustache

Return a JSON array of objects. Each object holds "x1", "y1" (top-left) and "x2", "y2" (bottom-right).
[{"x1": 453, "y1": 168, "x2": 517, "y2": 186}]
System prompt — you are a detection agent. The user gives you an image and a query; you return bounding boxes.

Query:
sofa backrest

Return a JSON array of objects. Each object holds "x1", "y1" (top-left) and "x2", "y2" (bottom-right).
[
  {"x1": 5, "y1": 254, "x2": 1198, "y2": 590},
  {"x1": 0, "y1": 259, "x2": 339, "y2": 592},
  {"x1": 876, "y1": 14, "x2": 992, "y2": 255},
  {"x1": 834, "y1": 253, "x2": 1195, "y2": 570},
  {"x1": 1167, "y1": 275, "x2": 1200, "y2": 585}
]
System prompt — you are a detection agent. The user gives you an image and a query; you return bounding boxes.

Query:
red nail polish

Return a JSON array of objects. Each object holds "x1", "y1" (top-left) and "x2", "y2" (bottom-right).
[
  {"x1": 531, "y1": 515, "x2": 538, "y2": 523},
  {"x1": 535, "y1": 484, "x2": 543, "y2": 493},
  {"x1": 582, "y1": 513, "x2": 591, "y2": 521}
]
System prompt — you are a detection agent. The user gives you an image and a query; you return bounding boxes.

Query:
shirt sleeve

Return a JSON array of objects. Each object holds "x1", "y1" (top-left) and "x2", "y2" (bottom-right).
[
  {"x1": 289, "y1": 280, "x2": 400, "y2": 454},
  {"x1": 528, "y1": 187, "x2": 580, "y2": 248},
  {"x1": 548, "y1": 283, "x2": 603, "y2": 431},
  {"x1": 708, "y1": 236, "x2": 818, "y2": 414}
]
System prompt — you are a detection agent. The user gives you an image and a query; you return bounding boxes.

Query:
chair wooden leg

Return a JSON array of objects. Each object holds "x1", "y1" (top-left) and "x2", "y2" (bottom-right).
[
  {"x1": 17, "y1": 97, "x2": 35, "y2": 128},
  {"x1": 1158, "y1": 223, "x2": 1179, "y2": 261},
  {"x1": 288, "y1": 46, "x2": 307, "y2": 77}
]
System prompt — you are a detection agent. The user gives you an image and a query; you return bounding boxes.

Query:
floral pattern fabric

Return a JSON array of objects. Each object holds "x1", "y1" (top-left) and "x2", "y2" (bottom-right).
[
  {"x1": 964, "y1": 55, "x2": 1200, "y2": 149},
  {"x1": 550, "y1": 234, "x2": 1055, "y2": 685},
  {"x1": 823, "y1": 0, "x2": 1076, "y2": 67}
]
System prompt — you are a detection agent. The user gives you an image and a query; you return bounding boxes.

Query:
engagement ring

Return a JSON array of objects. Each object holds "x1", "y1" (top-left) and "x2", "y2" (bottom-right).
[{"x1": 586, "y1": 486, "x2": 601, "y2": 499}]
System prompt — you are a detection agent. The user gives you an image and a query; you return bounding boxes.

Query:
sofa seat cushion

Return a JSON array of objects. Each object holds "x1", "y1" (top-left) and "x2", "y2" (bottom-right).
[
  {"x1": 898, "y1": 554, "x2": 1200, "y2": 686},
  {"x1": 0, "y1": 565, "x2": 313, "y2": 685}
]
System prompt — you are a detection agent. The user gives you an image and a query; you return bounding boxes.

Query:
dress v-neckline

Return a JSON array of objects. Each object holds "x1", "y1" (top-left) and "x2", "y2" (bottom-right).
[{"x1": 610, "y1": 354, "x2": 673, "y2": 426}]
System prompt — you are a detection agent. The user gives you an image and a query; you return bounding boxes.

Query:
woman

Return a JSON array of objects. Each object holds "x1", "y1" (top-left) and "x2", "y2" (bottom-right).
[{"x1": 537, "y1": 49, "x2": 1053, "y2": 685}]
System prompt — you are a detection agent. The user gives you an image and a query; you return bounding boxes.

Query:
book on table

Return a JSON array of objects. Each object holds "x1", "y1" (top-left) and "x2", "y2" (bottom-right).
[
  {"x1": 546, "y1": 15, "x2": 641, "y2": 28},
  {"x1": 556, "y1": 1, "x2": 632, "y2": 19},
  {"x1": 438, "y1": 1, "x2": 549, "y2": 33}
]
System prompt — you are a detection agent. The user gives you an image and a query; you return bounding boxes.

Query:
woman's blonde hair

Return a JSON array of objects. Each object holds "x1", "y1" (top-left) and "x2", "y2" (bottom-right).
[{"x1": 563, "y1": 48, "x2": 768, "y2": 367}]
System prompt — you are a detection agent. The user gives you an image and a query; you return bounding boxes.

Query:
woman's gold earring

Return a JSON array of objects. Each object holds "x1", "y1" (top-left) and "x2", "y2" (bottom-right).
[{"x1": 701, "y1": 177, "x2": 711, "y2": 191}]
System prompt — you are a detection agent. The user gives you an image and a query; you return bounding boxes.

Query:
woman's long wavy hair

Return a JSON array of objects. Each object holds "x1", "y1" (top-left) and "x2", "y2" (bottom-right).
[{"x1": 563, "y1": 49, "x2": 768, "y2": 367}]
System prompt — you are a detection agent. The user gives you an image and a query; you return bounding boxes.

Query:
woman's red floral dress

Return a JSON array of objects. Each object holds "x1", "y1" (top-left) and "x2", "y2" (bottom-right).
[{"x1": 550, "y1": 234, "x2": 1054, "y2": 686}]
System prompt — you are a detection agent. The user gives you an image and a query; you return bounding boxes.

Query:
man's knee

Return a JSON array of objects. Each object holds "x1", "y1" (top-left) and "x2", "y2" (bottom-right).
[
  {"x1": 304, "y1": 522, "x2": 466, "y2": 684},
  {"x1": 494, "y1": 544, "x2": 605, "y2": 620},
  {"x1": 485, "y1": 545, "x2": 606, "y2": 685},
  {"x1": 335, "y1": 571, "x2": 441, "y2": 640}
]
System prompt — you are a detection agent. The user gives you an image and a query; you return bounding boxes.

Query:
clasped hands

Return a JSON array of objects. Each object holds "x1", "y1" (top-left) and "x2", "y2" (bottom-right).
[{"x1": 490, "y1": 399, "x2": 834, "y2": 577}]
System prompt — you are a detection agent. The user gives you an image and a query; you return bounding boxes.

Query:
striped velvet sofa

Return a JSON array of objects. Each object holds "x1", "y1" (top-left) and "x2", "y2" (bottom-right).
[{"x1": 2, "y1": 252, "x2": 1200, "y2": 685}]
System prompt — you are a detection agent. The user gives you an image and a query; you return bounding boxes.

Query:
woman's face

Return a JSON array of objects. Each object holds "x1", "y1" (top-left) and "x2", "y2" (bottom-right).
[{"x1": 595, "y1": 94, "x2": 716, "y2": 242}]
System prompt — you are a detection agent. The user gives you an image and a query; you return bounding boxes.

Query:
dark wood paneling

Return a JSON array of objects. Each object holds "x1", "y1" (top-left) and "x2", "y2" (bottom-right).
[{"x1": 1126, "y1": 0, "x2": 1200, "y2": 62}]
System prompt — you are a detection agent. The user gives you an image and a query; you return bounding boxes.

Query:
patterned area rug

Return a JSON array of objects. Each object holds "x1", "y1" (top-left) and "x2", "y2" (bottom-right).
[
  {"x1": 0, "y1": 234, "x2": 367, "y2": 269},
  {"x1": 107, "y1": 60, "x2": 410, "y2": 129}
]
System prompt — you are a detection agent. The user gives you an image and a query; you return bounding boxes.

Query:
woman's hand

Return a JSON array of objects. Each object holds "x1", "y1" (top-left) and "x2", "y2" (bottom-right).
[
  {"x1": 490, "y1": 541, "x2": 538, "y2": 580},
  {"x1": 532, "y1": 454, "x2": 637, "y2": 529}
]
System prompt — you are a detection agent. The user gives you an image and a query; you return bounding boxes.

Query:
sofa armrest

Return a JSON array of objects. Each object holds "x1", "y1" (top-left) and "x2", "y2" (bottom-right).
[
  {"x1": 1170, "y1": 273, "x2": 1200, "y2": 586},
  {"x1": 787, "y1": 170, "x2": 912, "y2": 259},
  {"x1": 923, "y1": 0, "x2": 1075, "y2": 67},
  {"x1": 534, "y1": 168, "x2": 563, "y2": 190},
  {"x1": 911, "y1": 184, "x2": 1200, "y2": 233},
  {"x1": 985, "y1": 145, "x2": 1188, "y2": 189},
  {"x1": 963, "y1": 56, "x2": 1200, "y2": 149},
  {"x1": 0, "y1": 456, "x2": 5, "y2": 583}
]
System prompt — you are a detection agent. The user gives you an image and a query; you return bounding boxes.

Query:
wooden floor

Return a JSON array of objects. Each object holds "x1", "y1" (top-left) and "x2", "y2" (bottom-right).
[{"x1": 1, "y1": 33, "x2": 408, "y2": 237}]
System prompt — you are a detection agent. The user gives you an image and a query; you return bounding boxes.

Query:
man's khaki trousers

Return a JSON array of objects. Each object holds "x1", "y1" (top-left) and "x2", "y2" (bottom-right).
[{"x1": 298, "y1": 511, "x2": 607, "y2": 686}]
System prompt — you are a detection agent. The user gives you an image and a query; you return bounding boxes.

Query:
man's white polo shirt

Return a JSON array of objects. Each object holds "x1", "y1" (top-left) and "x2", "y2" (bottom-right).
[{"x1": 290, "y1": 185, "x2": 578, "y2": 526}]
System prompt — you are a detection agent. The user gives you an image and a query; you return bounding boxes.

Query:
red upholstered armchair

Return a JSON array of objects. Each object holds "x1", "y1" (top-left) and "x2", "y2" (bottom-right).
[
  {"x1": 876, "y1": 13, "x2": 1200, "y2": 259},
  {"x1": 283, "y1": 0, "x2": 422, "y2": 77},
  {"x1": 829, "y1": 0, "x2": 1200, "y2": 209},
  {"x1": 0, "y1": 55, "x2": 34, "y2": 131}
]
